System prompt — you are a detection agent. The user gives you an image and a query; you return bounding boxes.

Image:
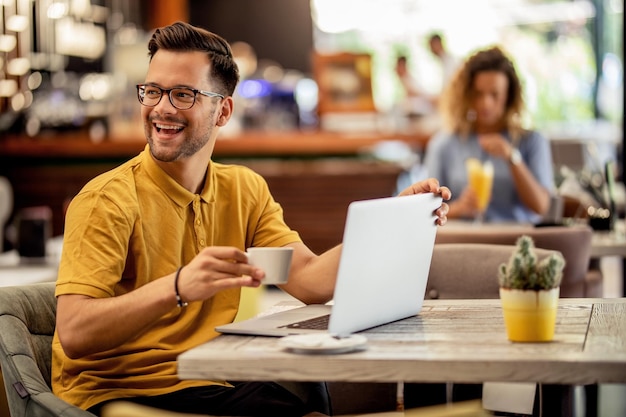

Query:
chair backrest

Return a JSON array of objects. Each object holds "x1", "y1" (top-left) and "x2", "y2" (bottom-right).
[
  {"x1": 427, "y1": 243, "x2": 560, "y2": 300},
  {"x1": 0, "y1": 282, "x2": 94, "y2": 417},
  {"x1": 435, "y1": 224, "x2": 596, "y2": 297}
]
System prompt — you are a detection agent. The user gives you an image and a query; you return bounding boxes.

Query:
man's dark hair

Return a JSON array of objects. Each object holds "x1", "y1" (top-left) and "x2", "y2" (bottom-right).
[{"x1": 147, "y1": 21, "x2": 240, "y2": 96}]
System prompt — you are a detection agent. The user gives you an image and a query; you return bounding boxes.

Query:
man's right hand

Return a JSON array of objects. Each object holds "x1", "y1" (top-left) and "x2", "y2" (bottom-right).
[{"x1": 176, "y1": 246, "x2": 264, "y2": 304}]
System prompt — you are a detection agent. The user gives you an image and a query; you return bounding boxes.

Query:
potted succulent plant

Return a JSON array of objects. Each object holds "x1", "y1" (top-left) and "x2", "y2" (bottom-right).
[{"x1": 498, "y1": 235, "x2": 566, "y2": 342}]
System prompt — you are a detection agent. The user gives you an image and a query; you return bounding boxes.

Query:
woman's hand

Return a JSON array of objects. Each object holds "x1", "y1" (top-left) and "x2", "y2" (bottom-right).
[{"x1": 478, "y1": 133, "x2": 512, "y2": 160}]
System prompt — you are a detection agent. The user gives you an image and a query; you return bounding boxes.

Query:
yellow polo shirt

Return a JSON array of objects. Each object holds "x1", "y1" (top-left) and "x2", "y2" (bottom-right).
[{"x1": 52, "y1": 146, "x2": 300, "y2": 410}]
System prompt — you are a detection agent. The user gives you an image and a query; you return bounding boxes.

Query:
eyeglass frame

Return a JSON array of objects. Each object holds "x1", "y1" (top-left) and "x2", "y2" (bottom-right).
[{"x1": 136, "y1": 83, "x2": 225, "y2": 110}]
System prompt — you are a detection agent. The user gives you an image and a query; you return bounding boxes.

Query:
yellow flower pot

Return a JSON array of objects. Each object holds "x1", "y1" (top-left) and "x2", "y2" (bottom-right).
[{"x1": 499, "y1": 287, "x2": 560, "y2": 342}]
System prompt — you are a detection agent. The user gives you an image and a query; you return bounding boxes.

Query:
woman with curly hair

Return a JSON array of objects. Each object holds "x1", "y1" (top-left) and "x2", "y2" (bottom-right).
[{"x1": 424, "y1": 46, "x2": 554, "y2": 223}]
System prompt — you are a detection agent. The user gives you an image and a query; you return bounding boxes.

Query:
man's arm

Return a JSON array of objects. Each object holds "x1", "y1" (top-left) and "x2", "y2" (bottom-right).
[
  {"x1": 56, "y1": 275, "x2": 177, "y2": 359},
  {"x1": 56, "y1": 246, "x2": 262, "y2": 359},
  {"x1": 278, "y1": 242, "x2": 341, "y2": 305}
]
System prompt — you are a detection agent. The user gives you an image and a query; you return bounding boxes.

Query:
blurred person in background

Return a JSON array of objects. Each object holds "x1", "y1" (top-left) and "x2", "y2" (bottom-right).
[
  {"x1": 427, "y1": 32, "x2": 459, "y2": 99},
  {"x1": 423, "y1": 46, "x2": 554, "y2": 224},
  {"x1": 394, "y1": 54, "x2": 436, "y2": 116}
]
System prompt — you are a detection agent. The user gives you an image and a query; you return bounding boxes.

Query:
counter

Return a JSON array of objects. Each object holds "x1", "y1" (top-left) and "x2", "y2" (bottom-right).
[{"x1": 0, "y1": 129, "x2": 429, "y2": 158}]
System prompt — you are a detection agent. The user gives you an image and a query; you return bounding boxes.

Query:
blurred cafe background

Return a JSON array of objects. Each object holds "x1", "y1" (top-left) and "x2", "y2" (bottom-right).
[{"x1": 0, "y1": 0, "x2": 624, "y2": 255}]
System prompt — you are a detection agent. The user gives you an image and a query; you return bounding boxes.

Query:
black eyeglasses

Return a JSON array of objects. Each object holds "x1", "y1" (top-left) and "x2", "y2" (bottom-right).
[{"x1": 136, "y1": 84, "x2": 224, "y2": 110}]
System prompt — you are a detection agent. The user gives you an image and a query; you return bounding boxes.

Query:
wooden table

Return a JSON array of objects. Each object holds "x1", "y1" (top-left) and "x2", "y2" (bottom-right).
[{"x1": 178, "y1": 298, "x2": 626, "y2": 385}]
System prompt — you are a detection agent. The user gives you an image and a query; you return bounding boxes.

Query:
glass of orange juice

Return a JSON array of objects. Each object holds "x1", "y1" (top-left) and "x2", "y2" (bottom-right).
[{"x1": 465, "y1": 158, "x2": 494, "y2": 223}]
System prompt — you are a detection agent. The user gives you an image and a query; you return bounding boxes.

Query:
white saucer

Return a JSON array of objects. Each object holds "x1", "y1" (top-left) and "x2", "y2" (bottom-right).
[{"x1": 278, "y1": 334, "x2": 368, "y2": 355}]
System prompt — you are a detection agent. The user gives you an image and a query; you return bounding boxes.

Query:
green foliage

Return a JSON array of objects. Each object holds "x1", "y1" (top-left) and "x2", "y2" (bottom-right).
[{"x1": 498, "y1": 236, "x2": 565, "y2": 290}]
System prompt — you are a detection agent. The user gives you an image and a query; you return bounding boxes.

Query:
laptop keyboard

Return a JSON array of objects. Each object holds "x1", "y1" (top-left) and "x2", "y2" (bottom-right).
[{"x1": 279, "y1": 314, "x2": 330, "y2": 330}]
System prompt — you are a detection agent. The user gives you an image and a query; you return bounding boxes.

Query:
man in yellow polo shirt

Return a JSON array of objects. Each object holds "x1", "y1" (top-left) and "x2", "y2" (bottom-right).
[{"x1": 52, "y1": 21, "x2": 450, "y2": 416}]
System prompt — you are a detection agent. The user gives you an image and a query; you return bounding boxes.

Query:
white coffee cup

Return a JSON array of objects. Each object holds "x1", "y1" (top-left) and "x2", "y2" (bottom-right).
[{"x1": 246, "y1": 247, "x2": 294, "y2": 285}]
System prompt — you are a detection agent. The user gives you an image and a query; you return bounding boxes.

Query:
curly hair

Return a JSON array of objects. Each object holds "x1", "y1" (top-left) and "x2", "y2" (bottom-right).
[
  {"x1": 438, "y1": 46, "x2": 526, "y2": 141},
  {"x1": 147, "y1": 21, "x2": 240, "y2": 97}
]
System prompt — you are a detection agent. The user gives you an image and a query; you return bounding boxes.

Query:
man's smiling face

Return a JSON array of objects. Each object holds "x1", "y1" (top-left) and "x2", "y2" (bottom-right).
[{"x1": 141, "y1": 50, "x2": 224, "y2": 163}]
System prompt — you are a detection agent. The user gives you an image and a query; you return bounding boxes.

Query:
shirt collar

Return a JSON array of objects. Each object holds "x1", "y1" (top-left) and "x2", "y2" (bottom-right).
[{"x1": 141, "y1": 144, "x2": 214, "y2": 207}]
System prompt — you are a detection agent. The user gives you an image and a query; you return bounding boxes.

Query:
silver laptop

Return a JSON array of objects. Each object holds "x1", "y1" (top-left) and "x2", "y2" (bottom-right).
[{"x1": 215, "y1": 192, "x2": 442, "y2": 337}]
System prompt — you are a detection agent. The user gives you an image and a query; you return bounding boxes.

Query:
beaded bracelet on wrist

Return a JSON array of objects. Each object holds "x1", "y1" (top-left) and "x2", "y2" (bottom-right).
[{"x1": 174, "y1": 266, "x2": 188, "y2": 308}]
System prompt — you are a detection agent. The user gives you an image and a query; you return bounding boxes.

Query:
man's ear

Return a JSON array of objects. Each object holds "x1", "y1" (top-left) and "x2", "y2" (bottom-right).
[{"x1": 216, "y1": 97, "x2": 234, "y2": 126}]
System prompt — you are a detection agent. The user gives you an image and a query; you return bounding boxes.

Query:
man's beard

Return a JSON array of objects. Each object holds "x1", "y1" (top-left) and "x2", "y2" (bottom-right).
[
  {"x1": 145, "y1": 120, "x2": 211, "y2": 162},
  {"x1": 147, "y1": 134, "x2": 208, "y2": 162}
]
